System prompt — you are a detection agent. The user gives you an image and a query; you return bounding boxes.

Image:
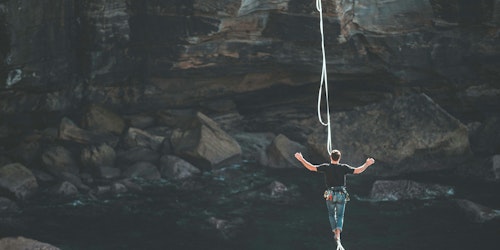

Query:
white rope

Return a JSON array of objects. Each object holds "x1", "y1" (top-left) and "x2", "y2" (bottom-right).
[
  {"x1": 336, "y1": 239, "x2": 345, "y2": 250},
  {"x1": 316, "y1": 0, "x2": 333, "y2": 154}
]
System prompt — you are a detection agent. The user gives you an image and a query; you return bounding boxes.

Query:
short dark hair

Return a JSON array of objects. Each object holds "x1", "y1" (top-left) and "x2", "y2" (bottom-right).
[{"x1": 330, "y1": 150, "x2": 341, "y2": 161}]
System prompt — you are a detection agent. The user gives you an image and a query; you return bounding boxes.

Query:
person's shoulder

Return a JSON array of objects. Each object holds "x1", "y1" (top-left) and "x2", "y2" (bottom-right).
[
  {"x1": 340, "y1": 163, "x2": 355, "y2": 173},
  {"x1": 340, "y1": 163, "x2": 354, "y2": 169},
  {"x1": 317, "y1": 163, "x2": 330, "y2": 170}
]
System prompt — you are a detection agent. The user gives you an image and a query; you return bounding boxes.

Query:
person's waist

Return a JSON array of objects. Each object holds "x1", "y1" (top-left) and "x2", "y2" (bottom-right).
[{"x1": 327, "y1": 186, "x2": 346, "y2": 192}]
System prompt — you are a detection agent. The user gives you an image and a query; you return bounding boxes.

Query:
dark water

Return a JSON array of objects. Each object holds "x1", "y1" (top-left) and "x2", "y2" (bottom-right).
[{"x1": 1, "y1": 167, "x2": 499, "y2": 250}]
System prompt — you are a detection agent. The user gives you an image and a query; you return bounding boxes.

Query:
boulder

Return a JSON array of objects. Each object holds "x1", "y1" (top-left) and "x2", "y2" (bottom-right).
[
  {"x1": 81, "y1": 104, "x2": 126, "y2": 135},
  {"x1": 31, "y1": 169, "x2": 56, "y2": 183},
  {"x1": 80, "y1": 143, "x2": 116, "y2": 171},
  {"x1": 123, "y1": 127, "x2": 165, "y2": 151},
  {"x1": 233, "y1": 132, "x2": 275, "y2": 166},
  {"x1": 116, "y1": 147, "x2": 161, "y2": 166},
  {"x1": 122, "y1": 162, "x2": 161, "y2": 180},
  {"x1": 119, "y1": 179, "x2": 143, "y2": 193},
  {"x1": 266, "y1": 134, "x2": 306, "y2": 168},
  {"x1": 156, "y1": 109, "x2": 197, "y2": 128},
  {"x1": 111, "y1": 182, "x2": 128, "y2": 194},
  {"x1": 159, "y1": 155, "x2": 201, "y2": 180},
  {"x1": 0, "y1": 163, "x2": 38, "y2": 200},
  {"x1": 455, "y1": 199, "x2": 500, "y2": 223},
  {"x1": 53, "y1": 181, "x2": 79, "y2": 197},
  {"x1": 59, "y1": 117, "x2": 118, "y2": 146},
  {"x1": 123, "y1": 114, "x2": 155, "y2": 129},
  {"x1": 60, "y1": 172, "x2": 89, "y2": 192},
  {"x1": 202, "y1": 100, "x2": 243, "y2": 132},
  {"x1": 170, "y1": 112, "x2": 242, "y2": 169},
  {"x1": 143, "y1": 126, "x2": 173, "y2": 145},
  {"x1": 369, "y1": 179, "x2": 454, "y2": 201},
  {"x1": 0, "y1": 237, "x2": 59, "y2": 250},
  {"x1": 95, "y1": 167, "x2": 121, "y2": 180},
  {"x1": 308, "y1": 94, "x2": 471, "y2": 176},
  {"x1": 41, "y1": 146, "x2": 79, "y2": 176}
]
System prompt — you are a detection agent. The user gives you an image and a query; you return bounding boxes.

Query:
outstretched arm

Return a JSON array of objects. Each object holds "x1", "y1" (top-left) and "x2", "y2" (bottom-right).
[
  {"x1": 353, "y1": 158, "x2": 375, "y2": 174},
  {"x1": 294, "y1": 152, "x2": 318, "y2": 172}
]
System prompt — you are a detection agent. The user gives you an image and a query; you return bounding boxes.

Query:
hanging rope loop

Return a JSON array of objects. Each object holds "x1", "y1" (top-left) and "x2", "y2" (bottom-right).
[{"x1": 316, "y1": 0, "x2": 333, "y2": 154}]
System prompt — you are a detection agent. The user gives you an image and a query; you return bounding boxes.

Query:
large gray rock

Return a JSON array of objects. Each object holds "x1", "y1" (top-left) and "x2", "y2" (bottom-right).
[
  {"x1": 122, "y1": 161, "x2": 161, "y2": 180},
  {"x1": 60, "y1": 172, "x2": 89, "y2": 192},
  {"x1": 116, "y1": 147, "x2": 161, "y2": 166},
  {"x1": 1, "y1": 0, "x2": 499, "y2": 120},
  {"x1": 455, "y1": 199, "x2": 500, "y2": 223},
  {"x1": 80, "y1": 143, "x2": 116, "y2": 171},
  {"x1": 123, "y1": 114, "x2": 155, "y2": 129},
  {"x1": 123, "y1": 127, "x2": 165, "y2": 151},
  {"x1": 266, "y1": 134, "x2": 306, "y2": 168},
  {"x1": 41, "y1": 146, "x2": 79, "y2": 176},
  {"x1": 81, "y1": 104, "x2": 126, "y2": 135},
  {"x1": 156, "y1": 109, "x2": 197, "y2": 128},
  {"x1": 95, "y1": 167, "x2": 121, "y2": 180},
  {"x1": 159, "y1": 155, "x2": 201, "y2": 180},
  {"x1": 59, "y1": 117, "x2": 118, "y2": 146},
  {"x1": 0, "y1": 163, "x2": 39, "y2": 200},
  {"x1": 369, "y1": 180, "x2": 454, "y2": 201},
  {"x1": 233, "y1": 132, "x2": 275, "y2": 165},
  {"x1": 170, "y1": 112, "x2": 242, "y2": 169},
  {"x1": 308, "y1": 94, "x2": 471, "y2": 176},
  {"x1": 53, "y1": 181, "x2": 79, "y2": 197},
  {"x1": 0, "y1": 237, "x2": 60, "y2": 250}
]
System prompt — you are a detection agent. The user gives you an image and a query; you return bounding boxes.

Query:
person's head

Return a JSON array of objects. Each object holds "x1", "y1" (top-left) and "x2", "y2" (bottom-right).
[{"x1": 330, "y1": 150, "x2": 341, "y2": 162}]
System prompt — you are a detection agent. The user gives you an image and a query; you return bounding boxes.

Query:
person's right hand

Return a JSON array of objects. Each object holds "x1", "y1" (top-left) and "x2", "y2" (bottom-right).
[{"x1": 366, "y1": 158, "x2": 375, "y2": 166}]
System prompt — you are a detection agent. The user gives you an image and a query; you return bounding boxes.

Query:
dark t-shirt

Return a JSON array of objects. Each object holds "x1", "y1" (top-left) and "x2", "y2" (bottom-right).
[{"x1": 316, "y1": 163, "x2": 355, "y2": 187}]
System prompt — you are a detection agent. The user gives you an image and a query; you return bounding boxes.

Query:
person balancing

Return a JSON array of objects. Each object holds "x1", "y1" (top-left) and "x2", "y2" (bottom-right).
[{"x1": 294, "y1": 150, "x2": 375, "y2": 245}]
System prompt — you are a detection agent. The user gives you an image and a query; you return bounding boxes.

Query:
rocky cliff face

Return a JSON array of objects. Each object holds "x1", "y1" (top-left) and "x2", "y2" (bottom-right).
[
  {"x1": 1, "y1": 0, "x2": 499, "y2": 174},
  {"x1": 1, "y1": 0, "x2": 498, "y2": 116}
]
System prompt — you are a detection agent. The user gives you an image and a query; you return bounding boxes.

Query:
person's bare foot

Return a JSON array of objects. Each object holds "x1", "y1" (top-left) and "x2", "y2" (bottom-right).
[{"x1": 334, "y1": 229, "x2": 341, "y2": 241}]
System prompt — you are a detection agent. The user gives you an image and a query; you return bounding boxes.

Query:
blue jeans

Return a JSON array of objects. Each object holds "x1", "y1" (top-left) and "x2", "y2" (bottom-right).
[{"x1": 325, "y1": 191, "x2": 347, "y2": 232}]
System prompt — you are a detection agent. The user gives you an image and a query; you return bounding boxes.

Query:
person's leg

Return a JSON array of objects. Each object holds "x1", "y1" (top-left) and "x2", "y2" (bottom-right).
[
  {"x1": 331, "y1": 192, "x2": 347, "y2": 240},
  {"x1": 334, "y1": 201, "x2": 346, "y2": 240},
  {"x1": 325, "y1": 200, "x2": 337, "y2": 236}
]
